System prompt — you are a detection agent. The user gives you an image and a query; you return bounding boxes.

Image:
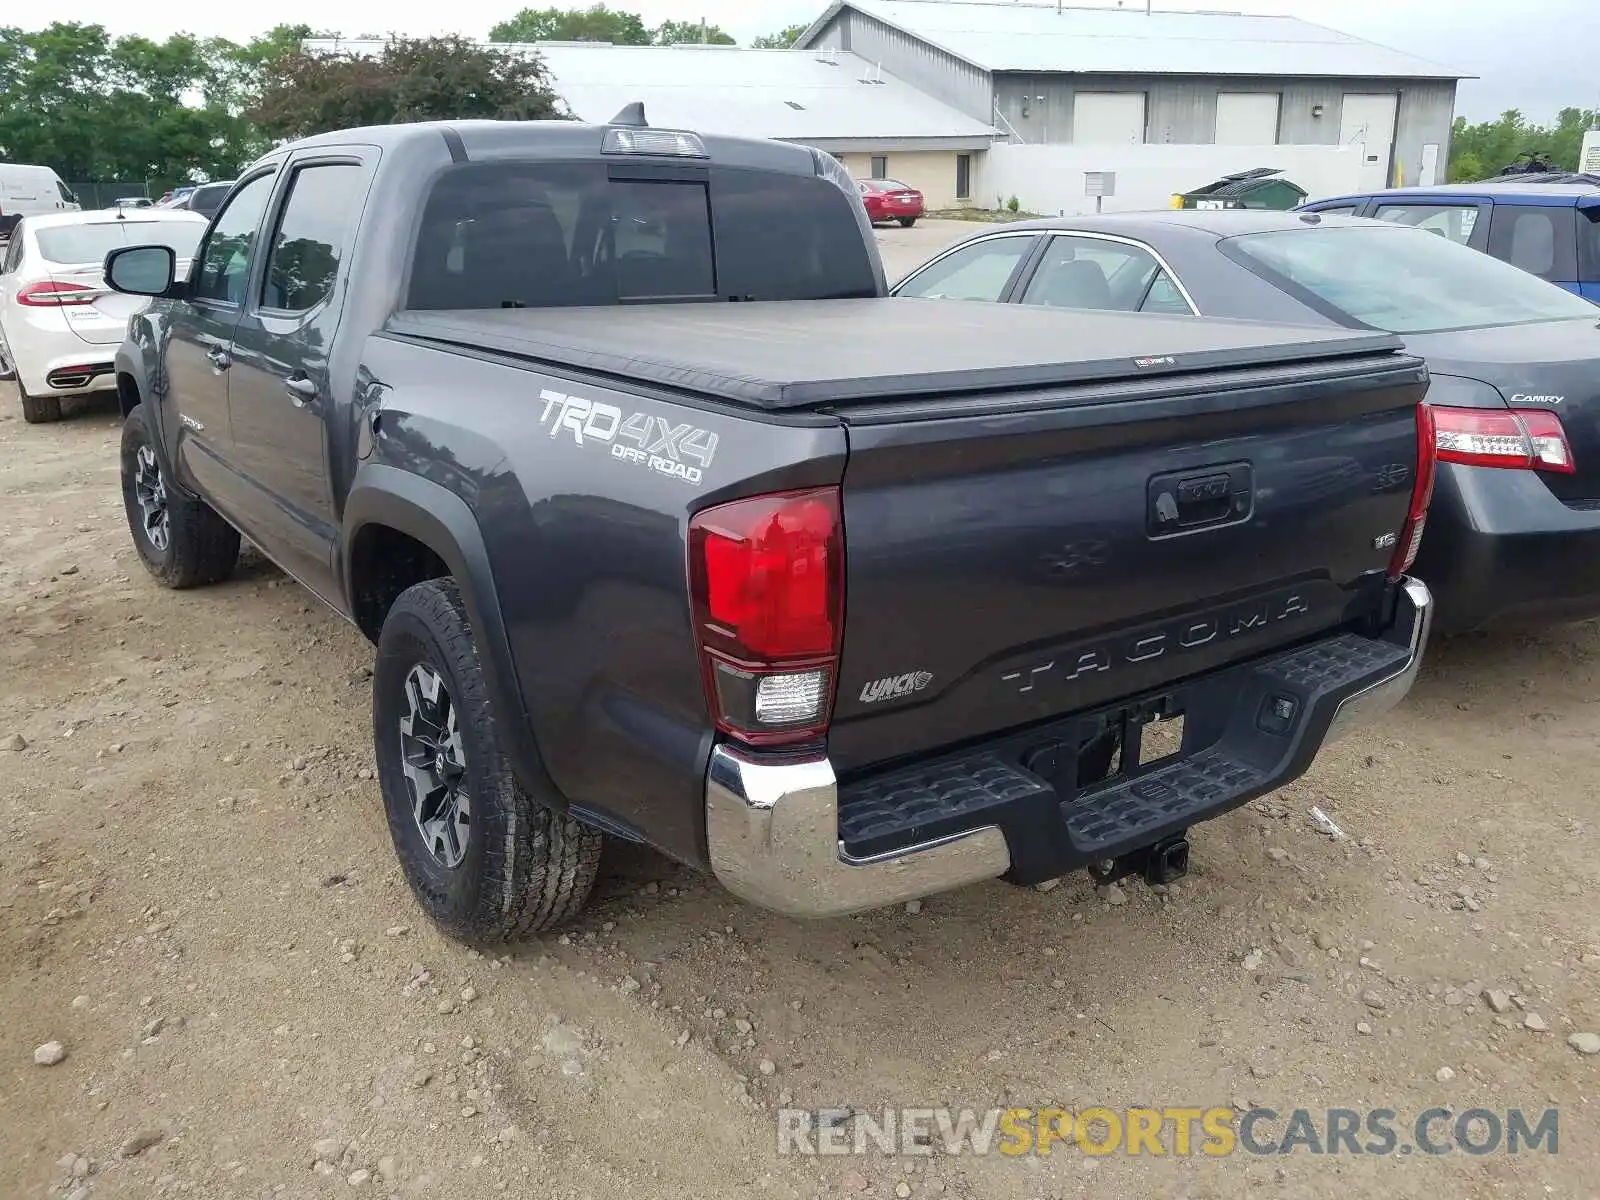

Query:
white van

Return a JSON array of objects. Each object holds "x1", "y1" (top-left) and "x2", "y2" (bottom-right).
[{"x1": 0, "y1": 165, "x2": 80, "y2": 239}]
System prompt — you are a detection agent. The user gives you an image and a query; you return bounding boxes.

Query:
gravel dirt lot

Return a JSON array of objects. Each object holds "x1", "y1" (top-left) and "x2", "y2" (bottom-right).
[{"x1": 5, "y1": 221, "x2": 1599, "y2": 1198}]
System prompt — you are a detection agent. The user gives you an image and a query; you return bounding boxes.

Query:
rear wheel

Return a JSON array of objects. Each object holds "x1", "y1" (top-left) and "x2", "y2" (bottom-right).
[
  {"x1": 16, "y1": 373, "x2": 62, "y2": 424},
  {"x1": 374, "y1": 579, "x2": 602, "y2": 941},
  {"x1": 897, "y1": 217, "x2": 917, "y2": 228},
  {"x1": 119, "y1": 403, "x2": 239, "y2": 587}
]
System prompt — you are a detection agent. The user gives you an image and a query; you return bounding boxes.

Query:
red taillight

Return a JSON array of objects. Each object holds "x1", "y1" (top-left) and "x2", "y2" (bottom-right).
[
  {"x1": 1389, "y1": 401, "x2": 1438, "y2": 579},
  {"x1": 17, "y1": 281, "x2": 97, "y2": 307},
  {"x1": 1431, "y1": 404, "x2": 1575, "y2": 474},
  {"x1": 688, "y1": 487, "x2": 844, "y2": 746}
]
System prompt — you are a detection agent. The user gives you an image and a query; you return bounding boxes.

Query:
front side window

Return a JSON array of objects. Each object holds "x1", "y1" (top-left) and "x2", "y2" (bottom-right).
[
  {"x1": 1227, "y1": 223, "x2": 1598, "y2": 333},
  {"x1": 191, "y1": 173, "x2": 276, "y2": 305},
  {"x1": 406, "y1": 161, "x2": 876, "y2": 309},
  {"x1": 895, "y1": 236, "x2": 1034, "y2": 302},
  {"x1": 262, "y1": 164, "x2": 363, "y2": 312},
  {"x1": 1372, "y1": 203, "x2": 1479, "y2": 244},
  {"x1": 56, "y1": 180, "x2": 76, "y2": 204},
  {"x1": 1021, "y1": 235, "x2": 1190, "y2": 314}
]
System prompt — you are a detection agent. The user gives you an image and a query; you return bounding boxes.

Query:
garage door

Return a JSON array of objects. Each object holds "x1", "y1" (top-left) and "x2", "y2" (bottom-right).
[
  {"x1": 1340, "y1": 93, "x2": 1399, "y2": 190},
  {"x1": 1215, "y1": 92, "x2": 1280, "y2": 145},
  {"x1": 1072, "y1": 93, "x2": 1146, "y2": 145}
]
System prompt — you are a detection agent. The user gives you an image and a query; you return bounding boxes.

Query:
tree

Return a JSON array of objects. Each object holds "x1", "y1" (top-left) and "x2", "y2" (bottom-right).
[
  {"x1": 488, "y1": 5, "x2": 651, "y2": 44},
  {"x1": 0, "y1": 22, "x2": 275, "y2": 193},
  {"x1": 653, "y1": 19, "x2": 735, "y2": 45},
  {"x1": 1447, "y1": 107, "x2": 1599, "y2": 181},
  {"x1": 750, "y1": 23, "x2": 809, "y2": 48},
  {"x1": 250, "y1": 35, "x2": 565, "y2": 141}
]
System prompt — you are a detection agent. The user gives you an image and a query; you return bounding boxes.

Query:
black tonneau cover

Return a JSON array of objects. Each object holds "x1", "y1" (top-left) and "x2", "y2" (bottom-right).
[{"x1": 384, "y1": 297, "x2": 1404, "y2": 410}]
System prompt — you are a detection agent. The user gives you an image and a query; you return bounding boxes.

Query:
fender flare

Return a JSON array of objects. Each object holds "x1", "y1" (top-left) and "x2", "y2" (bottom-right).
[
  {"x1": 113, "y1": 345, "x2": 189, "y2": 485},
  {"x1": 343, "y1": 464, "x2": 567, "y2": 811}
]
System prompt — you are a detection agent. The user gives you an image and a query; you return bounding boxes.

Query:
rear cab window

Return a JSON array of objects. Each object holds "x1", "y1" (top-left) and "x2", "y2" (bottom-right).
[
  {"x1": 1486, "y1": 203, "x2": 1578, "y2": 284},
  {"x1": 405, "y1": 160, "x2": 877, "y2": 309}
]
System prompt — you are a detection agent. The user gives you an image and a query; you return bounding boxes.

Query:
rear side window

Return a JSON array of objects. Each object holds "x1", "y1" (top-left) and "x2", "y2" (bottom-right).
[
  {"x1": 406, "y1": 161, "x2": 875, "y2": 310},
  {"x1": 1486, "y1": 204, "x2": 1577, "y2": 283},
  {"x1": 1021, "y1": 234, "x2": 1192, "y2": 315},
  {"x1": 1580, "y1": 209, "x2": 1600, "y2": 283},
  {"x1": 262, "y1": 164, "x2": 364, "y2": 312}
]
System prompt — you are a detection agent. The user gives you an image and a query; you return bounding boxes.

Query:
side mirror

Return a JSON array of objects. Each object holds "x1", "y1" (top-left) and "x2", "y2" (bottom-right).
[{"x1": 105, "y1": 245, "x2": 177, "y2": 298}]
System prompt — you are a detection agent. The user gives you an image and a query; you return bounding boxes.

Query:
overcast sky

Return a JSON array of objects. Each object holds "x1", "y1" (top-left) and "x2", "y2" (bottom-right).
[{"x1": 29, "y1": 0, "x2": 1597, "y2": 124}]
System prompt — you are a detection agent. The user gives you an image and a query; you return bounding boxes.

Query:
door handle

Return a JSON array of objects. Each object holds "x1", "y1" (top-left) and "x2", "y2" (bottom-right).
[
  {"x1": 1147, "y1": 463, "x2": 1253, "y2": 537},
  {"x1": 284, "y1": 375, "x2": 318, "y2": 405},
  {"x1": 206, "y1": 346, "x2": 230, "y2": 370}
]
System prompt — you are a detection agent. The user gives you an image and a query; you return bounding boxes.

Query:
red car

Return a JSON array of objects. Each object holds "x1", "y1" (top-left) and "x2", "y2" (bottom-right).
[{"x1": 856, "y1": 178, "x2": 924, "y2": 227}]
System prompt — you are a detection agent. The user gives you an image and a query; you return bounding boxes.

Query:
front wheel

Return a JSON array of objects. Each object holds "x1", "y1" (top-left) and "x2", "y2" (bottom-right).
[
  {"x1": 119, "y1": 403, "x2": 239, "y2": 587},
  {"x1": 374, "y1": 579, "x2": 602, "y2": 941}
]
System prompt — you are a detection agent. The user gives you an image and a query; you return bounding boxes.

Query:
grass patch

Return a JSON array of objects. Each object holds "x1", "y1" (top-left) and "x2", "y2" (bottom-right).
[{"x1": 924, "y1": 207, "x2": 1042, "y2": 223}]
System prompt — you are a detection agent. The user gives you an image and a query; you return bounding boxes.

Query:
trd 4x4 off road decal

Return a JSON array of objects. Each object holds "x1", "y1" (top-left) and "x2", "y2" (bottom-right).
[{"x1": 539, "y1": 389, "x2": 719, "y2": 487}]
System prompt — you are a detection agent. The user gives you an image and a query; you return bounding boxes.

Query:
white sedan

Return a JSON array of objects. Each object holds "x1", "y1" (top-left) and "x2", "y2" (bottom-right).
[{"x1": 0, "y1": 209, "x2": 208, "y2": 423}]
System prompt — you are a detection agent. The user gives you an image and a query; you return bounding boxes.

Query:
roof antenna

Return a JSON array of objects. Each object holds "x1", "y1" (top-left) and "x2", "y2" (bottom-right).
[{"x1": 609, "y1": 101, "x2": 648, "y2": 127}]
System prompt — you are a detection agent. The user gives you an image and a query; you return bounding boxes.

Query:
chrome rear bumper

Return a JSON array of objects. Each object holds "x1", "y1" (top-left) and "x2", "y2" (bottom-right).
[
  {"x1": 1326, "y1": 577, "x2": 1432, "y2": 742},
  {"x1": 705, "y1": 749, "x2": 1011, "y2": 919},
  {"x1": 704, "y1": 576, "x2": 1432, "y2": 919}
]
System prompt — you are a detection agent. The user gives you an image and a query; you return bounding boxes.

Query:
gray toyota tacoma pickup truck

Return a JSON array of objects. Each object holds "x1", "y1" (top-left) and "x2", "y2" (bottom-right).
[{"x1": 103, "y1": 112, "x2": 1436, "y2": 939}]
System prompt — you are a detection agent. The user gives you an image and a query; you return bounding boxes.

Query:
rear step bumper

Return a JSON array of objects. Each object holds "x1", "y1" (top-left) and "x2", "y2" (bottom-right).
[{"x1": 705, "y1": 578, "x2": 1432, "y2": 919}]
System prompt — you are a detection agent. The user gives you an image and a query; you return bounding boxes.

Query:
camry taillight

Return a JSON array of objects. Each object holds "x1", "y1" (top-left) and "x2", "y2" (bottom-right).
[
  {"x1": 17, "y1": 281, "x2": 97, "y2": 307},
  {"x1": 1389, "y1": 401, "x2": 1438, "y2": 580},
  {"x1": 1432, "y1": 405, "x2": 1575, "y2": 474},
  {"x1": 688, "y1": 487, "x2": 843, "y2": 747}
]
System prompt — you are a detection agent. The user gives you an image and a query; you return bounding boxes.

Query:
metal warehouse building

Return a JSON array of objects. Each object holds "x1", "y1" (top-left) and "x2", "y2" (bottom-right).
[
  {"x1": 300, "y1": 38, "x2": 997, "y2": 207},
  {"x1": 795, "y1": 0, "x2": 1470, "y2": 191},
  {"x1": 527, "y1": 42, "x2": 996, "y2": 206}
]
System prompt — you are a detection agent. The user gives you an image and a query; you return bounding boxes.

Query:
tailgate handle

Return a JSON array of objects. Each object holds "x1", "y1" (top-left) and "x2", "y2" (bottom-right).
[{"x1": 1148, "y1": 464, "x2": 1253, "y2": 537}]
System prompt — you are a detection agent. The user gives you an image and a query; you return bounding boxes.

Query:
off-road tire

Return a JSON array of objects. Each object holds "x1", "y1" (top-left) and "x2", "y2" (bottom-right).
[
  {"x1": 374, "y1": 578, "x2": 603, "y2": 941},
  {"x1": 19, "y1": 379, "x2": 62, "y2": 424},
  {"x1": 120, "y1": 403, "x2": 240, "y2": 587}
]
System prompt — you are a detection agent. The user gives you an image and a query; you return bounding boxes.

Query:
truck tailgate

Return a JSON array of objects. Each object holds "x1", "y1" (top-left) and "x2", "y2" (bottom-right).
[{"x1": 828, "y1": 351, "x2": 1429, "y2": 775}]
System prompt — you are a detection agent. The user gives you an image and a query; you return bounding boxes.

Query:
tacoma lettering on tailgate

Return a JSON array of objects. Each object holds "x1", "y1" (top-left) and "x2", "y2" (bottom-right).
[
  {"x1": 1001, "y1": 589, "x2": 1311, "y2": 695},
  {"x1": 539, "y1": 389, "x2": 719, "y2": 487}
]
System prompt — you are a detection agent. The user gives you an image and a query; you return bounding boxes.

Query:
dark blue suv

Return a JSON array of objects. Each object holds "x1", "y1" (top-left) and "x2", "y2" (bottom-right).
[{"x1": 1299, "y1": 174, "x2": 1600, "y2": 302}]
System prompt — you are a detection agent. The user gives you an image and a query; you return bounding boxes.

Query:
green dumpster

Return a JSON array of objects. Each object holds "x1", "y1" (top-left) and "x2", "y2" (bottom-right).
[{"x1": 1172, "y1": 168, "x2": 1309, "y2": 211}]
